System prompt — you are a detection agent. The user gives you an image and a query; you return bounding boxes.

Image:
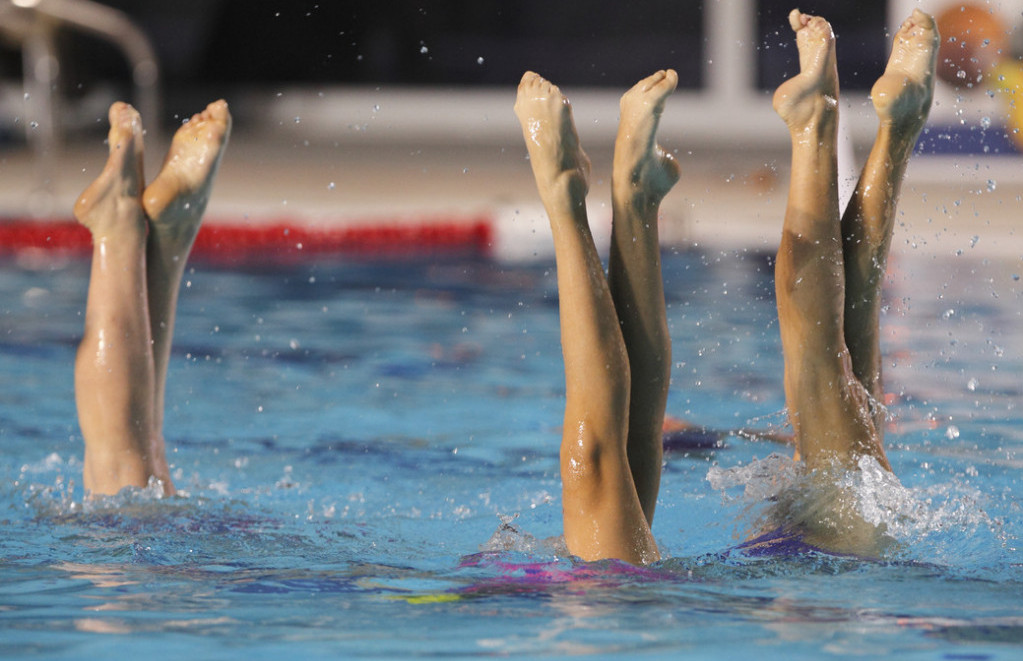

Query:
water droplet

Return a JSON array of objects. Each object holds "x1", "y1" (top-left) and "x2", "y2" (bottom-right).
[
  {"x1": 980, "y1": 116, "x2": 991, "y2": 129},
  {"x1": 420, "y1": 45, "x2": 429, "y2": 54},
  {"x1": 327, "y1": 181, "x2": 336, "y2": 190},
  {"x1": 967, "y1": 377, "x2": 978, "y2": 391},
  {"x1": 29, "y1": 121, "x2": 38, "y2": 129},
  {"x1": 986, "y1": 179, "x2": 996, "y2": 192},
  {"x1": 477, "y1": 56, "x2": 485, "y2": 65},
  {"x1": 945, "y1": 425, "x2": 960, "y2": 440},
  {"x1": 294, "y1": 116, "x2": 301, "y2": 124}
]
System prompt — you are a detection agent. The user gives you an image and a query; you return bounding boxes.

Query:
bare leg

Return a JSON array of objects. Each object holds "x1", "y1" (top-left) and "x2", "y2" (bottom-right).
[
  {"x1": 608, "y1": 70, "x2": 680, "y2": 525},
  {"x1": 74, "y1": 103, "x2": 166, "y2": 495},
  {"x1": 773, "y1": 10, "x2": 885, "y2": 470},
  {"x1": 841, "y1": 10, "x2": 938, "y2": 432},
  {"x1": 515, "y1": 72, "x2": 658, "y2": 564},
  {"x1": 142, "y1": 100, "x2": 232, "y2": 454}
]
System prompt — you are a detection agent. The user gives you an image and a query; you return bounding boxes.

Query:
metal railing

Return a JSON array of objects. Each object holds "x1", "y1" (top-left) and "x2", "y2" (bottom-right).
[{"x1": 0, "y1": 0, "x2": 159, "y2": 213}]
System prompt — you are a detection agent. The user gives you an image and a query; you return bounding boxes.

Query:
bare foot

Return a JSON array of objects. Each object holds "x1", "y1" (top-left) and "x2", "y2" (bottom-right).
[
  {"x1": 871, "y1": 9, "x2": 938, "y2": 132},
  {"x1": 773, "y1": 9, "x2": 839, "y2": 131},
  {"x1": 513, "y1": 72, "x2": 591, "y2": 202},
  {"x1": 73, "y1": 102, "x2": 146, "y2": 239},
  {"x1": 613, "y1": 69, "x2": 681, "y2": 204},
  {"x1": 143, "y1": 99, "x2": 232, "y2": 258}
]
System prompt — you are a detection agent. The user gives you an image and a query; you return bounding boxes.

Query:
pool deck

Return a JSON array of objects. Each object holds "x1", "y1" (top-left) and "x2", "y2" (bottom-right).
[{"x1": 1, "y1": 89, "x2": 1021, "y2": 262}]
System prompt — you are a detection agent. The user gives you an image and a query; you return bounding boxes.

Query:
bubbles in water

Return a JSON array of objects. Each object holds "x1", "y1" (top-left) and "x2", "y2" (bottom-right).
[
  {"x1": 420, "y1": 45, "x2": 429, "y2": 54},
  {"x1": 945, "y1": 425, "x2": 960, "y2": 439},
  {"x1": 966, "y1": 377, "x2": 978, "y2": 391},
  {"x1": 986, "y1": 179, "x2": 996, "y2": 192}
]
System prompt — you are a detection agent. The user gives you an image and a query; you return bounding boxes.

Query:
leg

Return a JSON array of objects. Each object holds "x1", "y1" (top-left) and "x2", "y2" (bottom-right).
[
  {"x1": 841, "y1": 10, "x2": 938, "y2": 433},
  {"x1": 607, "y1": 70, "x2": 680, "y2": 525},
  {"x1": 514, "y1": 72, "x2": 658, "y2": 564},
  {"x1": 773, "y1": 10, "x2": 884, "y2": 470},
  {"x1": 142, "y1": 100, "x2": 232, "y2": 462},
  {"x1": 74, "y1": 103, "x2": 165, "y2": 495}
]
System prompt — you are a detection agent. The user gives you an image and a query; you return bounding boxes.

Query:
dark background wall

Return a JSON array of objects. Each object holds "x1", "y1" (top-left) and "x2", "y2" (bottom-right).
[
  {"x1": 48, "y1": 1, "x2": 887, "y2": 84},
  {"x1": 1, "y1": 0, "x2": 889, "y2": 123}
]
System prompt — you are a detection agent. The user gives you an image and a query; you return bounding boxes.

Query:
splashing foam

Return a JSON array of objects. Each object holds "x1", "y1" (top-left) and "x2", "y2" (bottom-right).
[
  {"x1": 480, "y1": 514, "x2": 567, "y2": 556},
  {"x1": 17, "y1": 452, "x2": 172, "y2": 518},
  {"x1": 707, "y1": 453, "x2": 1000, "y2": 561}
]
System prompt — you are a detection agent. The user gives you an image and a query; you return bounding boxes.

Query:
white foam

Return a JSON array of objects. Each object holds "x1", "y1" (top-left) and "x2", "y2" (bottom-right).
[{"x1": 707, "y1": 453, "x2": 999, "y2": 560}]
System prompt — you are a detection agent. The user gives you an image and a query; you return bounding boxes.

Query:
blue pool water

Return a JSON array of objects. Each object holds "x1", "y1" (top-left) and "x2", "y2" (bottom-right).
[{"x1": 1, "y1": 249, "x2": 1021, "y2": 659}]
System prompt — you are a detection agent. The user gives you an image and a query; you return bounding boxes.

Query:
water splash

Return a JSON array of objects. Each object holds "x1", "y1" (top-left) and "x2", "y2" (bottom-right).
[
  {"x1": 707, "y1": 453, "x2": 1003, "y2": 566},
  {"x1": 479, "y1": 514, "x2": 566, "y2": 556}
]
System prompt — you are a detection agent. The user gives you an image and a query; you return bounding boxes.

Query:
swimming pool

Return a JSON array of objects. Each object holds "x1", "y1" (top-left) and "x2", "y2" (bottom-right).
[{"x1": 1, "y1": 248, "x2": 1020, "y2": 659}]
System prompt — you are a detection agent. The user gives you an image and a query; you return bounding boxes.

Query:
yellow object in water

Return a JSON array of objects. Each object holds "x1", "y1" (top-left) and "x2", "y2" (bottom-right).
[{"x1": 390, "y1": 593, "x2": 464, "y2": 604}]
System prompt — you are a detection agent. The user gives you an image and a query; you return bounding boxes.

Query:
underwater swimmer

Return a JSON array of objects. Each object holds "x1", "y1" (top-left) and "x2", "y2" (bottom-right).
[
  {"x1": 74, "y1": 100, "x2": 231, "y2": 497},
  {"x1": 770, "y1": 5, "x2": 937, "y2": 530},
  {"x1": 515, "y1": 69, "x2": 678, "y2": 565},
  {"x1": 514, "y1": 7, "x2": 937, "y2": 564},
  {"x1": 756, "y1": 7, "x2": 938, "y2": 556}
]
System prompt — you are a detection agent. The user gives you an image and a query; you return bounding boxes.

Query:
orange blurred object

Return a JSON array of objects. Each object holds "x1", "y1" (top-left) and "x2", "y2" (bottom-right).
[{"x1": 935, "y1": 3, "x2": 1009, "y2": 87}]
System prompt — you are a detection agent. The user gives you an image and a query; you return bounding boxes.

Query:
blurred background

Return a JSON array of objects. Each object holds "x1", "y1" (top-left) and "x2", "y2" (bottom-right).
[{"x1": 1, "y1": 0, "x2": 1020, "y2": 260}]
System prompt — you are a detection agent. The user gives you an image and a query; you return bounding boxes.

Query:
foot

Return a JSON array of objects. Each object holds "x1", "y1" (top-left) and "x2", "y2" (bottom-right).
[
  {"x1": 772, "y1": 9, "x2": 840, "y2": 132},
  {"x1": 143, "y1": 99, "x2": 232, "y2": 259},
  {"x1": 871, "y1": 9, "x2": 938, "y2": 133},
  {"x1": 613, "y1": 69, "x2": 681, "y2": 204},
  {"x1": 73, "y1": 102, "x2": 146, "y2": 239},
  {"x1": 513, "y1": 72, "x2": 591, "y2": 202}
]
